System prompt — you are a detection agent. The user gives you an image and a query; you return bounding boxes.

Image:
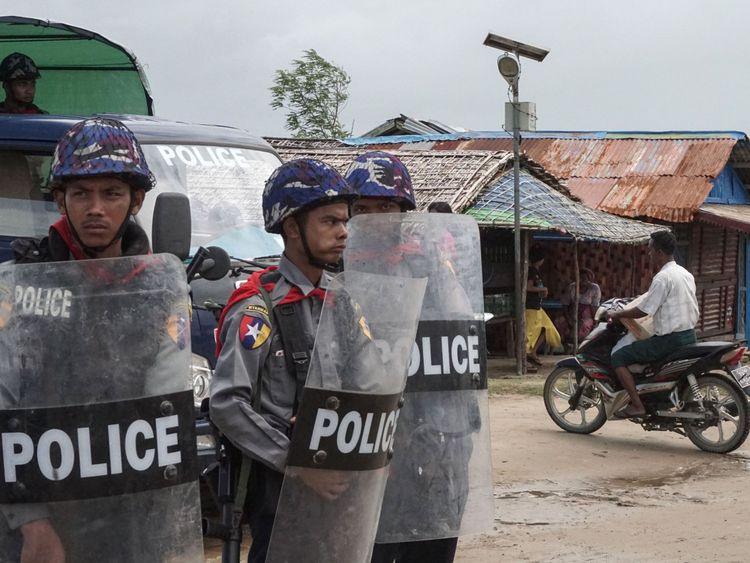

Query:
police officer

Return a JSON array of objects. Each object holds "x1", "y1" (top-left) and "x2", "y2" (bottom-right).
[
  {"x1": 13, "y1": 117, "x2": 153, "y2": 262},
  {"x1": 0, "y1": 53, "x2": 46, "y2": 115},
  {"x1": 346, "y1": 151, "x2": 474, "y2": 563},
  {"x1": 210, "y1": 159, "x2": 357, "y2": 563},
  {"x1": 1, "y1": 118, "x2": 194, "y2": 563}
]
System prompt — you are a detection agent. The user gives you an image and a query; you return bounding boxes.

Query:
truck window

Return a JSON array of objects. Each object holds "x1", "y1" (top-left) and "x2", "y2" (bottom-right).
[
  {"x1": 0, "y1": 150, "x2": 58, "y2": 260},
  {"x1": 140, "y1": 144, "x2": 283, "y2": 259}
]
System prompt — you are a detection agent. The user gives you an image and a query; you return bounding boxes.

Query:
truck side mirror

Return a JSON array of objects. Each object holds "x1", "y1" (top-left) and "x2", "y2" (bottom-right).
[{"x1": 152, "y1": 192, "x2": 191, "y2": 259}]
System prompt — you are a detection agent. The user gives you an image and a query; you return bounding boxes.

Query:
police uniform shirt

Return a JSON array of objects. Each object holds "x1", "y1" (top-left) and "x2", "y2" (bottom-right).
[{"x1": 210, "y1": 255, "x2": 328, "y2": 474}]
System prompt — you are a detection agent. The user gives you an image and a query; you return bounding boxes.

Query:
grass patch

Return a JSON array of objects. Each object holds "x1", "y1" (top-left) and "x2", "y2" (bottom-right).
[{"x1": 489, "y1": 376, "x2": 545, "y2": 397}]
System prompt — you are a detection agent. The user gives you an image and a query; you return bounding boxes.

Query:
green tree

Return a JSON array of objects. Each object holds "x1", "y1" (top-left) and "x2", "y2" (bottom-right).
[{"x1": 270, "y1": 49, "x2": 351, "y2": 139}]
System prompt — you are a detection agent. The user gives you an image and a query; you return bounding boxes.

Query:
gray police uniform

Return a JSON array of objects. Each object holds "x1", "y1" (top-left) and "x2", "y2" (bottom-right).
[
  {"x1": 210, "y1": 254, "x2": 329, "y2": 561},
  {"x1": 211, "y1": 255, "x2": 327, "y2": 471}
]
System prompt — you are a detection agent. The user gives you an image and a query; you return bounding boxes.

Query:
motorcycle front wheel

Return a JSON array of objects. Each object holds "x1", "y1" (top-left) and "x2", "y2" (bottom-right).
[
  {"x1": 682, "y1": 374, "x2": 750, "y2": 453},
  {"x1": 544, "y1": 367, "x2": 607, "y2": 434}
]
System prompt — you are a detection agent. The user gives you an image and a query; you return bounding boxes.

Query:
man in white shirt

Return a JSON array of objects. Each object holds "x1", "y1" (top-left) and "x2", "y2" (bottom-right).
[{"x1": 607, "y1": 231, "x2": 699, "y2": 417}]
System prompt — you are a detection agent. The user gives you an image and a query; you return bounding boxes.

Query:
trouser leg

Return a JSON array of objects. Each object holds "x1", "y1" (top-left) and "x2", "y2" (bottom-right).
[
  {"x1": 247, "y1": 513, "x2": 274, "y2": 563},
  {"x1": 371, "y1": 542, "x2": 401, "y2": 563},
  {"x1": 399, "y1": 537, "x2": 459, "y2": 563}
]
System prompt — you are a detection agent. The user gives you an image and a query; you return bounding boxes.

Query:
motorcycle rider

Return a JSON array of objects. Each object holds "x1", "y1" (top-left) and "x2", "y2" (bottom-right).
[
  {"x1": 346, "y1": 151, "x2": 473, "y2": 563},
  {"x1": 2, "y1": 118, "x2": 189, "y2": 562},
  {"x1": 209, "y1": 159, "x2": 360, "y2": 563},
  {"x1": 607, "y1": 230, "x2": 699, "y2": 417},
  {"x1": 0, "y1": 53, "x2": 47, "y2": 114}
]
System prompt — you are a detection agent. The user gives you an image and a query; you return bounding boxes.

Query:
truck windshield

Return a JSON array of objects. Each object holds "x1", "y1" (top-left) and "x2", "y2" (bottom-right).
[
  {"x1": 0, "y1": 146, "x2": 283, "y2": 262},
  {"x1": 140, "y1": 144, "x2": 283, "y2": 259}
]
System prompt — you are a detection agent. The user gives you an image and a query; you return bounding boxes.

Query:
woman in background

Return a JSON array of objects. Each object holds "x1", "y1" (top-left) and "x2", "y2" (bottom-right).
[{"x1": 525, "y1": 247, "x2": 561, "y2": 371}]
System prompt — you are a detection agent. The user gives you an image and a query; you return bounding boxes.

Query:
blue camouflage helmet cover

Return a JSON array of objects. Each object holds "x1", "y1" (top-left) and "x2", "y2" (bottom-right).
[
  {"x1": 263, "y1": 158, "x2": 356, "y2": 234},
  {"x1": 49, "y1": 117, "x2": 155, "y2": 191},
  {"x1": 344, "y1": 151, "x2": 416, "y2": 210},
  {"x1": 0, "y1": 52, "x2": 41, "y2": 81}
]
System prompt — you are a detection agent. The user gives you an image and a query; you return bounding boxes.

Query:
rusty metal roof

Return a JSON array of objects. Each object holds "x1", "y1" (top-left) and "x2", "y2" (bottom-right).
[
  {"x1": 341, "y1": 131, "x2": 750, "y2": 223},
  {"x1": 697, "y1": 204, "x2": 750, "y2": 233}
]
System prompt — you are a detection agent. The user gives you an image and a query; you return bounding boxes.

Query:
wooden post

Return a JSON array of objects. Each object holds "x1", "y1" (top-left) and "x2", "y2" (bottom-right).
[
  {"x1": 518, "y1": 231, "x2": 529, "y2": 374},
  {"x1": 573, "y1": 239, "x2": 580, "y2": 351}
]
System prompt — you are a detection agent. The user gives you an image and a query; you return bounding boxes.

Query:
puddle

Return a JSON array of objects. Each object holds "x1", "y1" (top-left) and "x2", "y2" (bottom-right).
[
  {"x1": 492, "y1": 461, "x2": 731, "y2": 528},
  {"x1": 605, "y1": 455, "x2": 745, "y2": 488}
]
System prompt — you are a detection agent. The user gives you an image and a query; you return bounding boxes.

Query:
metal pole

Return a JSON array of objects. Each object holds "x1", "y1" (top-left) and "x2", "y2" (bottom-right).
[{"x1": 512, "y1": 79, "x2": 524, "y2": 376}]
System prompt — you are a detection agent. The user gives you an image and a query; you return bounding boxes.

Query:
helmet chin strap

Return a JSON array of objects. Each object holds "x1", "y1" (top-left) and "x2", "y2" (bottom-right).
[
  {"x1": 63, "y1": 192, "x2": 135, "y2": 258},
  {"x1": 295, "y1": 214, "x2": 341, "y2": 272},
  {"x1": 299, "y1": 228, "x2": 339, "y2": 271}
]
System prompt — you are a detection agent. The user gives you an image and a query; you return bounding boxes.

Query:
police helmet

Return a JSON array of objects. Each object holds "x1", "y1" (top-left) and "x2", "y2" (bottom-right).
[
  {"x1": 344, "y1": 151, "x2": 416, "y2": 211},
  {"x1": 49, "y1": 118, "x2": 155, "y2": 191},
  {"x1": 263, "y1": 159, "x2": 356, "y2": 234},
  {"x1": 0, "y1": 52, "x2": 41, "y2": 82}
]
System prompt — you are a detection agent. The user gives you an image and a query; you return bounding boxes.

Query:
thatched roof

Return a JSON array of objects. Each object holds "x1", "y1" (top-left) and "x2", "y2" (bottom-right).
[{"x1": 266, "y1": 139, "x2": 666, "y2": 244}]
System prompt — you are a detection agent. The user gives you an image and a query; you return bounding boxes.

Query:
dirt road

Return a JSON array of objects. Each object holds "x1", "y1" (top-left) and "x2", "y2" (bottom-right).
[
  {"x1": 205, "y1": 389, "x2": 750, "y2": 562},
  {"x1": 458, "y1": 393, "x2": 750, "y2": 562}
]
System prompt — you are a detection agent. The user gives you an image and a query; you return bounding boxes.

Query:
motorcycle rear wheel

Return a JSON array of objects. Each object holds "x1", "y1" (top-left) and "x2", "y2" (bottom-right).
[
  {"x1": 683, "y1": 374, "x2": 750, "y2": 453},
  {"x1": 544, "y1": 367, "x2": 607, "y2": 434}
]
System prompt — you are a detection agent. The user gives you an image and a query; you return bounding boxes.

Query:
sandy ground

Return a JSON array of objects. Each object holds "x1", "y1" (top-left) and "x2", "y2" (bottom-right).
[
  {"x1": 457, "y1": 396, "x2": 750, "y2": 562},
  {"x1": 457, "y1": 393, "x2": 750, "y2": 563},
  {"x1": 205, "y1": 357, "x2": 750, "y2": 562}
]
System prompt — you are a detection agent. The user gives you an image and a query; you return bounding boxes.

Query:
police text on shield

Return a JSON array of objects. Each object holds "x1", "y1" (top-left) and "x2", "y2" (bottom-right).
[{"x1": 1, "y1": 415, "x2": 181, "y2": 483}]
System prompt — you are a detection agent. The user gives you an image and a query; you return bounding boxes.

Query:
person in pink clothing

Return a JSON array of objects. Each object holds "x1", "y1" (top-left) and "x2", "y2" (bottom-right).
[
  {"x1": 554, "y1": 268, "x2": 601, "y2": 349},
  {"x1": 427, "y1": 201, "x2": 457, "y2": 261}
]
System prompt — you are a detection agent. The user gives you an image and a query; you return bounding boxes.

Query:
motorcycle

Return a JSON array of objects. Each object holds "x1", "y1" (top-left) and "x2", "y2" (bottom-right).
[{"x1": 543, "y1": 298, "x2": 750, "y2": 453}]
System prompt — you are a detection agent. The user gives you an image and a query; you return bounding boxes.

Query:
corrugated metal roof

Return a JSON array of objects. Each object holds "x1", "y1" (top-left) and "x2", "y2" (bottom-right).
[
  {"x1": 566, "y1": 178, "x2": 617, "y2": 208},
  {"x1": 360, "y1": 114, "x2": 458, "y2": 138},
  {"x1": 597, "y1": 176, "x2": 714, "y2": 222},
  {"x1": 697, "y1": 204, "x2": 750, "y2": 233},
  {"x1": 344, "y1": 130, "x2": 747, "y2": 144},
  {"x1": 341, "y1": 131, "x2": 750, "y2": 222}
]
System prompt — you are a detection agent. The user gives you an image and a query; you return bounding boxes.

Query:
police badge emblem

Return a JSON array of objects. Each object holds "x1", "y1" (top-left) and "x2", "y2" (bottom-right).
[{"x1": 239, "y1": 314, "x2": 271, "y2": 349}]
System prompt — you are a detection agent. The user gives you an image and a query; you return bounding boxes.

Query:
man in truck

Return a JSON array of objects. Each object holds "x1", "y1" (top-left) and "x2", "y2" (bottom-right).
[{"x1": 0, "y1": 53, "x2": 47, "y2": 115}]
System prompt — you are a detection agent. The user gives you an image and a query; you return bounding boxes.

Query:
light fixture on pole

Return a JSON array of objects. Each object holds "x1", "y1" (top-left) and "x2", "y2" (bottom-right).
[
  {"x1": 497, "y1": 55, "x2": 520, "y2": 86},
  {"x1": 483, "y1": 32, "x2": 548, "y2": 376}
]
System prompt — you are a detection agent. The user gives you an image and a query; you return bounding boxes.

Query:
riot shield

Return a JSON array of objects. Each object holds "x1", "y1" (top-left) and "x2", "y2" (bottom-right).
[
  {"x1": 0, "y1": 255, "x2": 203, "y2": 563},
  {"x1": 266, "y1": 271, "x2": 426, "y2": 563},
  {"x1": 345, "y1": 213, "x2": 495, "y2": 543}
]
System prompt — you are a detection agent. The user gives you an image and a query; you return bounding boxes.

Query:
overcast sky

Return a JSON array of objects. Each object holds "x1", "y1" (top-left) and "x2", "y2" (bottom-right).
[{"x1": 11, "y1": 0, "x2": 750, "y2": 138}]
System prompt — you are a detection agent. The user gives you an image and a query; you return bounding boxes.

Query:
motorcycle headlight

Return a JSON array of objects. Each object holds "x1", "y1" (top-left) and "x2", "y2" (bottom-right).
[{"x1": 190, "y1": 353, "x2": 213, "y2": 407}]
